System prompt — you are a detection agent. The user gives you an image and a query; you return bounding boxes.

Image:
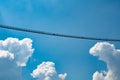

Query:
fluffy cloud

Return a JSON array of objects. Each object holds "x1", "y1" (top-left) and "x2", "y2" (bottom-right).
[
  {"x1": 90, "y1": 42, "x2": 120, "y2": 80},
  {"x1": 0, "y1": 38, "x2": 34, "y2": 80},
  {"x1": 31, "y1": 61, "x2": 67, "y2": 80},
  {"x1": 0, "y1": 50, "x2": 14, "y2": 59}
]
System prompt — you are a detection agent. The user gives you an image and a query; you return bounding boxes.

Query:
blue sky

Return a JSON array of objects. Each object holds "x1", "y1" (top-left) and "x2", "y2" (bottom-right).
[{"x1": 0, "y1": 0, "x2": 120, "y2": 80}]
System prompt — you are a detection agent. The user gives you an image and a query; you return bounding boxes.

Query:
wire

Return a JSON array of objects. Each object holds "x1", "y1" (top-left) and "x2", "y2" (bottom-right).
[{"x1": 0, "y1": 25, "x2": 120, "y2": 42}]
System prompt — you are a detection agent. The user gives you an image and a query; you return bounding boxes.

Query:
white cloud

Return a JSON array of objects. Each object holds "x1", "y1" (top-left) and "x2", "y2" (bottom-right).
[
  {"x1": 58, "y1": 73, "x2": 67, "y2": 80},
  {"x1": 0, "y1": 50, "x2": 14, "y2": 59},
  {"x1": 31, "y1": 61, "x2": 67, "y2": 80},
  {"x1": 0, "y1": 37, "x2": 34, "y2": 66},
  {"x1": 90, "y1": 42, "x2": 120, "y2": 80},
  {"x1": 0, "y1": 38, "x2": 34, "y2": 80}
]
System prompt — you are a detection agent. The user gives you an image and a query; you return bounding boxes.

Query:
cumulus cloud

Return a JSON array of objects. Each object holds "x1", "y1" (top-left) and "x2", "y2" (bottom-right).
[
  {"x1": 31, "y1": 61, "x2": 67, "y2": 80},
  {"x1": 58, "y1": 73, "x2": 67, "y2": 80},
  {"x1": 0, "y1": 50, "x2": 14, "y2": 59},
  {"x1": 0, "y1": 38, "x2": 34, "y2": 80},
  {"x1": 90, "y1": 42, "x2": 120, "y2": 80}
]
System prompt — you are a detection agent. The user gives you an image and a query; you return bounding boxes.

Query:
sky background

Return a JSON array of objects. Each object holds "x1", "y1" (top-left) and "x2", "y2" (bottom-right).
[{"x1": 0, "y1": 0, "x2": 120, "y2": 80}]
